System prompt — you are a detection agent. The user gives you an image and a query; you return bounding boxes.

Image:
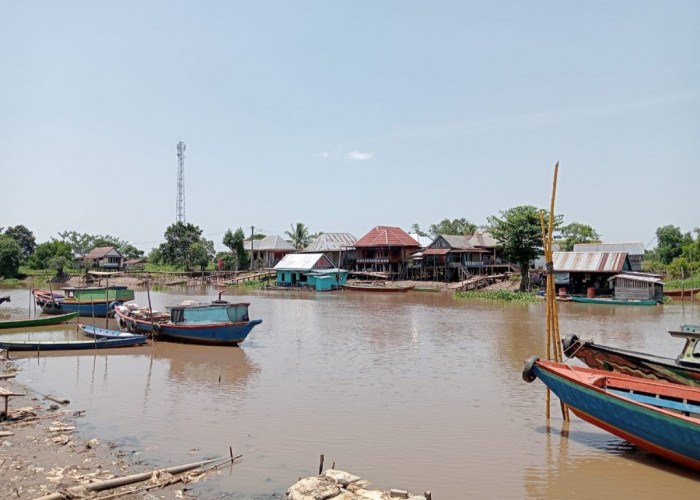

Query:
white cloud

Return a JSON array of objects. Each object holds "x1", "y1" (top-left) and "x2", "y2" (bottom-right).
[{"x1": 345, "y1": 151, "x2": 374, "y2": 161}]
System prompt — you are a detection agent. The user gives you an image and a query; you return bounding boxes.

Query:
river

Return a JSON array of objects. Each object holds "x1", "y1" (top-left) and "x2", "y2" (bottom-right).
[{"x1": 1, "y1": 287, "x2": 699, "y2": 498}]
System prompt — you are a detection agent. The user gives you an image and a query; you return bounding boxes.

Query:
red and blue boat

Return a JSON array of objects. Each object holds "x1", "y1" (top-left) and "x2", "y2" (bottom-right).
[
  {"x1": 523, "y1": 356, "x2": 700, "y2": 471},
  {"x1": 115, "y1": 295, "x2": 261, "y2": 346},
  {"x1": 33, "y1": 286, "x2": 135, "y2": 317}
]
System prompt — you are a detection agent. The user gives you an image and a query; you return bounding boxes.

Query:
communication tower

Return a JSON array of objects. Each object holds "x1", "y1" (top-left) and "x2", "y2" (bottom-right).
[{"x1": 176, "y1": 141, "x2": 186, "y2": 223}]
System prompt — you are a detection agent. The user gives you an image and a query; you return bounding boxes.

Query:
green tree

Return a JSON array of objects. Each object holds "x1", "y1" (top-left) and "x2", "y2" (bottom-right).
[
  {"x1": 223, "y1": 228, "x2": 250, "y2": 270},
  {"x1": 487, "y1": 205, "x2": 562, "y2": 291},
  {"x1": 285, "y1": 222, "x2": 310, "y2": 250},
  {"x1": 558, "y1": 222, "x2": 601, "y2": 251},
  {"x1": 428, "y1": 218, "x2": 477, "y2": 237},
  {"x1": 158, "y1": 222, "x2": 214, "y2": 271},
  {"x1": 57, "y1": 230, "x2": 97, "y2": 257},
  {"x1": 27, "y1": 241, "x2": 73, "y2": 271},
  {"x1": 655, "y1": 225, "x2": 689, "y2": 265},
  {"x1": 119, "y1": 244, "x2": 144, "y2": 260},
  {"x1": 0, "y1": 235, "x2": 22, "y2": 278},
  {"x1": 188, "y1": 239, "x2": 215, "y2": 271},
  {"x1": 4, "y1": 225, "x2": 36, "y2": 261},
  {"x1": 410, "y1": 223, "x2": 428, "y2": 238}
]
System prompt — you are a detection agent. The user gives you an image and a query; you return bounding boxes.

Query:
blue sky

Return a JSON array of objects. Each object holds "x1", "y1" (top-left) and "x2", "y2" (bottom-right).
[{"x1": 2, "y1": 1, "x2": 698, "y2": 253}]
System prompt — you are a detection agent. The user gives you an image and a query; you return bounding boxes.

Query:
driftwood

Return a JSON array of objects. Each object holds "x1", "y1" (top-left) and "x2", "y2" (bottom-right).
[
  {"x1": 33, "y1": 453, "x2": 241, "y2": 500},
  {"x1": 46, "y1": 395, "x2": 70, "y2": 405}
]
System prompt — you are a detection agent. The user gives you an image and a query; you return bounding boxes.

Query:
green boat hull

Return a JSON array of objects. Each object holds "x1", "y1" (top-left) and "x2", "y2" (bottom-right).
[
  {"x1": 571, "y1": 296, "x2": 658, "y2": 306},
  {"x1": 0, "y1": 312, "x2": 79, "y2": 329}
]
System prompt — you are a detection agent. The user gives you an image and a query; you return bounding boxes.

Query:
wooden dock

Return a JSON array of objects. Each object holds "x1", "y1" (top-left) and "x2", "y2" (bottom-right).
[{"x1": 448, "y1": 273, "x2": 511, "y2": 291}]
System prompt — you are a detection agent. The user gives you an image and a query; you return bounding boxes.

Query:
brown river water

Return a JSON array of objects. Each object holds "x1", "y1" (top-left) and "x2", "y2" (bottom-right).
[{"x1": 1, "y1": 287, "x2": 699, "y2": 498}]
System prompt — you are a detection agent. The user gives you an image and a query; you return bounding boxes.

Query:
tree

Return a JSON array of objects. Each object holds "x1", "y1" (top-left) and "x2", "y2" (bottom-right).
[
  {"x1": 4, "y1": 225, "x2": 36, "y2": 261},
  {"x1": 558, "y1": 222, "x2": 601, "y2": 251},
  {"x1": 487, "y1": 205, "x2": 562, "y2": 291},
  {"x1": 158, "y1": 222, "x2": 214, "y2": 271},
  {"x1": 285, "y1": 222, "x2": 310, "y2": 250},
  {"x1": 0, "y1": 235, "x2": 22, "y2": 278},
  {"x1": 119, "y1": 244, "x2": 144, "y2": 260},
  {"x1": 655, "y1": 225, "x2": 688, "y2": 265},
  {"x1": 223, "y1": 228, "x2": 250, "y2": 270},
  {"x1": 428, "y1": 218, "x2": 477, "y2": 237},
  {"x1": 27, "y1": 240, "x2": 73, "y2": 273},
  {"x1": 410, "y1": 223, "x2": 428, "y2": 238}
]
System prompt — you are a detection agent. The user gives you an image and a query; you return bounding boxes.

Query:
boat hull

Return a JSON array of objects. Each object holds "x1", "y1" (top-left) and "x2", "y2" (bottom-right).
[
  {"x1": 78, "y1": 323, "x2": 148, "y2": 342},
  {"x1": 33, "y1": 289, "x2": 129, "y2": 317},
  {"x1": 525, "y1": 358, "x2": 700, "y2": 471},
  {"x1": 0, "y1": 312, "x2": 79, "y2": 330},
  {"x1": 154, "y1": 319, "x2": 262, "y2": 346},
  {"x1": 342, "y1": 284, "x2": 415, "y2": 292},
  {"x1": 563, "y1": 334, "x2": 700, "y2": 387},
  {"x1": 571, "y1": 296, "x2": 657, "y2": 306},
  {"x1": 0, "y1": 336, "x2": 147, "y2": 351}
]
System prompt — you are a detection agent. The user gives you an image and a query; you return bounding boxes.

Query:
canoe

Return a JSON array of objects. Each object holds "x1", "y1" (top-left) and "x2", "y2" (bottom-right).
[
  {"x1": 0, "y1": 336, "x2": 147, "y2": 351},
  {"x1": 116, "y1": 298, "x2": 262, "y2": 346},
  {"x1": 78, "y1": 323, "x2": 148, "y2": 342},
  {"x1": 664, "y1": 288, "x2": 700, "y2": 299},
  {"x1": 562, "y1": 324, "x2": 700, "y2": 387},
  {"x1": 570, "y1": 296, "x2": 658, "y2": 306},
  {"x1": 522, "y1": 356, "x2": 700, "y2": 471},
  {"x1": 342, "y1": 283, "x2": 415, "y2": 293},
  {"x1": 0, "y1": 312, "x2": 79, "y2": 330}
]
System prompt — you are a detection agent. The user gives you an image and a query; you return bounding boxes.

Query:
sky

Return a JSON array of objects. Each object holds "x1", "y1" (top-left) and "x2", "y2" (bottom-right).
[{"x1": 2, "y1": 1, "x2": 699, "y2": 253}]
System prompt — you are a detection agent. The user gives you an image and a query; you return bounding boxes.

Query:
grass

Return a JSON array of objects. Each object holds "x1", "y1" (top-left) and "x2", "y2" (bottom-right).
[
  {"x1": 663, "y1": 275, "x2": 700, "y2": 290},
  {"x1": 454, "y1": 289, "x2": 541, "y2": 302},
  {"x1": 227, "y1": 279, "x2": 265, "y2": 289}
]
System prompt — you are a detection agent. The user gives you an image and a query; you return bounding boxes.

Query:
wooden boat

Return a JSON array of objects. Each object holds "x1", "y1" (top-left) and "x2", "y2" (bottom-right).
[
  {"x1": 562, "y1": 325, "x2": 700, "y2": 387},
  {"x1": 342, "y1": 283, "x2": 415, "y2": 293},
  {"x1": 78, "y1": 323, "x2": 148, "y2": 342},
  {"x1": 522, "y1": 356, "x2": 700, "y2": 471},
  {"x1": 0, "y1": 312, "x2": 79, "y2": 330},
  {"x1": 664, "y1": 288, "x2": 700, "y2": 299},
  {"x1": 570, "y1": 296, "x2": 658, "y2": 306},
  {"x1": 33, "y1": 286, "x2": 135, "y2": 317},
  {"x1": 116, "y1": 296, "x2": 262, "y2": 346},
  {"x1": 0, "y1": 336, "x2": 147, "y2": 351}
]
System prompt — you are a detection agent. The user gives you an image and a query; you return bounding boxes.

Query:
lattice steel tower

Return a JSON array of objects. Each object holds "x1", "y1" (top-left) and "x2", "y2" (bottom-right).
[{"x1": 176, "y1": 141, "x2": 186, "y2": 223}]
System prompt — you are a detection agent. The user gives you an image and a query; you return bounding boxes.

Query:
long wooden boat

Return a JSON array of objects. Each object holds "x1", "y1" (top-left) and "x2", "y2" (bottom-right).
[
  {"x1": 522, "y1": 356, "x2": 700, "y2": 471},
  {"x1": 78, "y1": 323, "x2": 148, "y2": 342},
  {"x1": 342, "y1": 283, "x2": 415, "y2": 293},
  {"x1": 0, "y1": 312, "x2": 79, "y2": 330},
  {"x1": 570, "y1": 296, "x2": 658, "y2": 306},
  {"x1": 562, "y1": 325, "x2": 700, "y2": 387},
  {"x1": 33, "y1": 286, "x2": 135, "y2": 317},
  {"x1": 115, "y1": 297, "x2": 262, "y2": 346},
  {"x1": 0, "y1": 336, "x2": 147, "y2": 351},
  {"x1": 664, "y1": 288, "x2": 700, "y2": 299}
]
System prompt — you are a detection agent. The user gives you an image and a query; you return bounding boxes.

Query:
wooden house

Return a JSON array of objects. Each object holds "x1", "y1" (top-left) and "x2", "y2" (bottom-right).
[
  {"x1": 83, "y1": 246, "x2": 125, "y2": 271},
  {"x1": 574, "y1": 242, "x2": 645, "y2": 272},
  {"x1": 273, "y1": 253, "x2": 348, "y2": 291},
  {"x1": 303, "y1": 233, "x2": 357, "y2": 268},
  {"x1": 245, "y1": 235, "x2": 296, "y2": 269},
  {"x1": 608, "y1": 273, "x2": 663, "y2": 302},
  {"x1": 552, "y1": 251, "x2": 632, "y2": 296},
  {"x1": 417, "y1": 235, "x2": 490, "y2": 281},
  {"x1": 354, "y1": 226, "x2": 420, "y2": 278}
]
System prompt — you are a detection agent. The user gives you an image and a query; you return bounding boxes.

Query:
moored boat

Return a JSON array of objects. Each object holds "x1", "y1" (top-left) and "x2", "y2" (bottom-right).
[
  {"x1": 78, "y1": 323, "x2": 148, "y2": 342},
  {"x1": 522, "y1": 356, "x2": 700, "y2": 471},
  {"x1": 0, "y1": 336, "x2": 147, "y2": 351},
  {"x1": 664, "y1": 288, "x2": 700, "y2": 299},
  {"x1": 570, "y1": 296, "x2": 658, "y2": 306},
  {"x1": 0, "y1": 312, "x2": 79, "y2": 330},
  {"x1": 33, "y1": 286, "x2": 135, "y2": 317},
  {"x1": 562, "y1": 325, "x2": 700, "y2": 387},
  {"x1": 342, "y1": 283, "x2": 415, "y2": 292}
]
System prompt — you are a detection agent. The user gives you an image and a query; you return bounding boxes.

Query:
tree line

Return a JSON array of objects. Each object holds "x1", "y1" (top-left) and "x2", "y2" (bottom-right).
[{"x1": 1, "y1": 208, "x2": 698, "y2": 285}]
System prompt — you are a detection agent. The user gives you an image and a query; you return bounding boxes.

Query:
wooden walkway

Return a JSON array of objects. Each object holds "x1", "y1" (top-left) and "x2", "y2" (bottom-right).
[{"x1": 448, "y1": 273, "x2": 511, "y2": 291}]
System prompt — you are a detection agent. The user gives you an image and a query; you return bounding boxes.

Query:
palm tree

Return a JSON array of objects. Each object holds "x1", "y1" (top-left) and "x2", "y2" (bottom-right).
[{"x1": 286, "y1": 222, "x2": 310, "y2": 250}]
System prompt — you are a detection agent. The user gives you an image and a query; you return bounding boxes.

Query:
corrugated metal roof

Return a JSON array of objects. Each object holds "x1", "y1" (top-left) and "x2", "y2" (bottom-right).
[
  {"x1": 422, "y1": 248, "x2": 451, "y2": 255},
  {"x1": 273, "y1": 253, "x2": 331, "y2": 271},
  {"x1": 246, "y1": 235, "x2": 296, "y2": 251},
  {"x1": 608, "y1": 273, "x2": 662, "y2": 284},
  {"x1": 303, "y1": 233, "x2": 357, "y2": 252},
  {"x1": 465, "y1": 232, "x2": 500, "y2": 248},
  {"x1": 84, "y1": 246, "x2": 120, "y2": 259},
  {"x1": 574, "y1": 242, "x2": 644, "y2": 254},
  {"x1": 355, "y1": 226, "x2": 420, "y2": 248},
  {"x1": 552, "y1": 252, "x2": 628, "y2": 272}
]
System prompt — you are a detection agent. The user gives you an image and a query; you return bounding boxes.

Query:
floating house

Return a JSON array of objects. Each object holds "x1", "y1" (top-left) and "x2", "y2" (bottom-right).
[
  {"x1": 552, "y1": 251, "x2": 632, "y2": 296},
  {"x1": 574, "y1": 242, "x2": 645, "y2": 272},
  {"x1": 608, "y1": 273, "x2": 663, "y2": 302},
  {"x1": 273, "y1": 253, "x2": 348, "y2": 291},
  {"x1": 303, "y1": 233, "x2": 357, "y2": 268}
]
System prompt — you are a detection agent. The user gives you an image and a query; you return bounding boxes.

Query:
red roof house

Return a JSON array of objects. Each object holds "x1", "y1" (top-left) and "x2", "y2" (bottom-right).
[{"x1": 354, "y1": 226, "x2": 420, "y2": 276}]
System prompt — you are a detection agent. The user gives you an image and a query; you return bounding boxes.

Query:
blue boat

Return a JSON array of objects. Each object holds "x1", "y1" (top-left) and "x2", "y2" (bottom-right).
[
  {"x1": 115, "y1": 297, "x2": 262, "y2": 346},
  {"x1": 78, "y1": 323, "x2": 148, "y2": 342},
  {"x1": 33, "y1": 287, "x2": 135, "y2": 317},
  {"x1": 0, "y1": 336, "x2": 147, "y2": 351},
  {"x1": 522, "y1": 356, "x2": 700, "y2": 471}
]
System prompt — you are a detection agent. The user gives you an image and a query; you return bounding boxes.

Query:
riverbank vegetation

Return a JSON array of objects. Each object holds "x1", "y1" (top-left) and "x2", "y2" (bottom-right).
[{"x1": 455, "y1": 290, "x2": 541, "y2": 302}]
